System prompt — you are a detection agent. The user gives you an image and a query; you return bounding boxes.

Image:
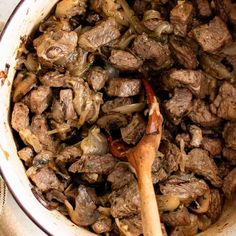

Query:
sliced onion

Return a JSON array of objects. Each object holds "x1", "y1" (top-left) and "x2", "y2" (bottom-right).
[
  {"x1": 111, "y1": 103, "x2": 146, "y2": 114},
  {"x1": 143, "y1": 10, "x2": 161, "y2": 21}
]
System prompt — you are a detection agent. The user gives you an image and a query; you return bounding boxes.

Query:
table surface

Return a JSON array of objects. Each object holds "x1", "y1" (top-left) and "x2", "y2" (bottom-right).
[{"x1": 0, "y1": 1, "x2": 47, "y2": 235}]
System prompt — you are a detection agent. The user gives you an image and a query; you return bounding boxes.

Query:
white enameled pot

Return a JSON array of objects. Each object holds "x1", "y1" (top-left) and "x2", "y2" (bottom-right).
[{"x1": 0, "y1": 1, "x2": 236, "y2": 235}]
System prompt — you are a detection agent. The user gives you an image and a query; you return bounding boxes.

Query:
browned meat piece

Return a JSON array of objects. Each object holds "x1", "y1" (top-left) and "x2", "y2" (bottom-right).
[
  {"x1": 109, "y1": 49, "x2": 142, "y2": 71},
  {"x1": 199, "y1": 54, "x2": 231, "y2": 80},
  {"x1": 31, "y1": 115, "x2": 57, "y2": 152},
  {"x1": 65, "y1": 185, "x2": 99, "y2": 226},
  {"x1": 78, "y1": 18, "x2": 120, "y2": 52},
  {"x1": 107, "y1": 78, "x2": 141, "y2": 97},
  {"x1": 163, "y1": 69, "x2": 204, "y2": 97},
  {"x1": 51, "y1": 99, "x2": 64, "y2": 123},
  {"x1": 56, "y1": 145, "x2": 82, "y2": 168},
  {"x1": 189, "y1": 125, "x2": 203, "y2": 148},
  {"x1": 160, "y1": 177, "x2": 209, "y2": 204},
  {"x1": 133, "y1": 0, "x2": 149, "y2": 15},
  {"x1": 32, "y1": 150, "x2": 54, "y2": 168},
  {"x1": 214, "y1": 0, "x2": 232, "y2": 22},
  {"x1": 86, "y1": 12, "x2": 101, "y2": 25},
  {"x1": 170, "y1": 38, "x2": 198, "y2": 69},
  {"x1": 223, "y1": 148, "x2": 236, "y2": 165},
  {"x1": 186, "y1": 148, "x2": 222, "y2": 187},
  {"x1": 17, "y1": 147, "x2": 34, "y2": 167},
  {"x1": 87, "y1": 67, "x2": 108, "y2": 91},
  {"x1": 206, "y1": 189, "x2": 223, "y2": 223},
  {"x1": 26, "y1": 166, "x2": 64, "y2": 192},
  {"x1": 110, "y1": 181, "x2": 140, "y2": 218},
  {"x1": 69, "y1": 153, "x2": 118, "y2": 175},
  {"x1": 11, "y1": 102, "x2": 29, "y2": 132},
  {"x1": 171, "y1": 214, "x2": 198, "y2": 236},
  {"x1": 218, "y1": 161, "x2": 232, "y2": 178},
  {"x1": 210, "y1": 82, "x2": 236, "y2": 121},
  {"x1": 229, "y1": 5, "x2": 236, "y2": 26},
  {"x1": 120, "y1": 113, "x2": 146, "y2": 145},
  {"x1": 60, "y1": 89, "x2": 77, "y2": 120},
  {"x1": 34, "y1": 30, "x2": 78, "y2": 67},
  {"x1": 224, "y1": 122, "x2": 236, "y2": 150},
  {"x1": 152, "y1": 168, "x2": 168, "y2": 184},
  {"x1": 132, "y1": 33, "x2": 172, "y2": 70},
  {"x1": 30, "y1": 86, "x2": 52, "y2": 114},
  {"x1": 188, "y1": 100, "x2": 221, "y2": 127},
  {"x1": 39, "y1": 71, "x2": 67, "y2": 87},
  {"x1": 196, "y1": 0, "x2": 212, "y2": 17},
  {"x1": 97, "y1": 113, "x2": 128, "y2": 133},
  {"x1": 223, "y1": 168, "x2": 236, "y2": 199},
  {"x1": 161, "y1": 207, "x2": 191, "y2": 227},
  {"x1": 92, "y1": 216, "x2": 112, "y2": 234},
  {"x1": 159, "y1": 141, "x2": 181, "y2": 174},
  {"x1": 118, "y1": 214, "x2": 143, "y2": 236},
  {"x1": 170, "y1": 2, "x2": 193, "y2": 37},
  {"x1": 201, "y1": 137, "x2": 222, "y2": 156},
  {"x1": 108, "y1": 163, "x2": 136, "y2": 190},
  {"x1": 101, "y1": 97, "x2": 133, "y2": 114},
  {"x1": 164, "y1": 88, "x2": 192, "y2": 125},
  {"x1": 193, "y1": 16, "x2": 232, "y2": 53},
  {"x1": 55, "y1": 0, "x2": 87, "y2": 18}
]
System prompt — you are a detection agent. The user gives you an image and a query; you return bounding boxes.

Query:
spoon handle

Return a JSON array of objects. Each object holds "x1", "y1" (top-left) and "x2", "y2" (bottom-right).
[{"x1": 138, "y1": 170, "x2": 163, "y2": 236}]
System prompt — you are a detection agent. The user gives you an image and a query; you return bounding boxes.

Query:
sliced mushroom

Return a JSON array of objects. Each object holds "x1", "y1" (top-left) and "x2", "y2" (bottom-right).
[{"x1": 190, "y1": 190, "x2": 211, "y2": 214}]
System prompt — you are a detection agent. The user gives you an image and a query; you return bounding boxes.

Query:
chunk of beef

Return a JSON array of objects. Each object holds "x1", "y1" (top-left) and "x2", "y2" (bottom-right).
[
  {"x1": 223, "y1": 122, "x2": 236, "y2": 150},
  {"x1": 132, "y1": 33, "x2": 172, "y2": 70},
  {"x1": 189, "y1": 125, "x2": 203, "y2": 148},
  {"x1": 97, "y1": 113, "x2": 128, "y2": 133},
  {"x1": 87, "y1": 67, "x2": 108, "y2": 91},
  {"x1": 30, "y1": 86, "x2": 52, "y2": 114},
  {"x1": 11, "y1": 102, "x2": 29, "y2": 132},
  {"x1": 133, "y1": 0, "x2": 149, "y2": 16},
  {"x1": 218, "y1": 161, "x2": 232, "y2": 179},
  {"x1": 170, "y1": 38, "x2": 198, "y2": 69},
  {"x1": 193, "y1": 16, "x2": 232, "y2": 53},
  {"x1": 159, "y1": 141, "x2": 181, "y2": 174},
  {"x1": 78, "y1": 18, "x2": 120, "y2": 52},
  {"x1": 109, "y1": 49, "x2": 142, "y2": 71},
  {"x1": 34, "y1": 30, "x2": 78, "y2": 67},
  {"x1": 107, "y1": 78, "x2": 141, "y2": 97},
  {"x1": 186, "y1": 148, "x2": 222, "y2": 187},
  {"x1": 118, "y1": 214, "x2": 143, "y2": 236},
  {"x1": 92, "y1": 216, "x2": 112, "y2": 234},
  {"x1": 102, "y1": 97, "x2": 133, "y2": 113},
  {"x1": 163, "y1": 69, "x2": 204, "y2": 97},
  {"x1": 206, "y1": 189, "x2": 223, "y2": 223},
  {"x1": 55, "y1": 0, "x2": 87, "y2": 18},
  {"x1": 164, "y1": 88, "x2": 192, "y2": 125},
  {"x1": 45, "y1": 189, "x2": 67, "y2": 204},
  {"x1": 120, "y1": 113, "x2": 146, "y2": 145},
  {"x1": 210, "y1": 82, "x2": 236, "y2": 121},
  {"x1": 223, "y1": 148, "x2": 236, "y2": 165},
  {"x1": 201, "y1": 137, "x2": 222, "y2": 156},
  {"x1": 170, "y1": 2, "x2": 193, "y2": 37},
  {"x1": 51, "y1": 99, "x2": 64, "y2": 123},
  {"x1": 110, "y1": 181, "x2": 140, "y2": 218},
  {"x1": 26, "y1": 166, "x2": 64, "y2": 192},
  {"x1": 56, "y1": 145, "x2": 82, "y2": 168},
  {"x1": 161, "y1": 207, "x2": 191, "y2": 227},
  {"x1": 196, "y1": 0, "x2": 212, "y2": 17},
  {"x1": 17, "y1": 147, "x2": 34, "y2": 167},
  {"x1": 31, "y1": 115, "x2": 57, "y2": 152},
  {"x1": 69, "y1": 153, "x2": 118, "y2": 175},
  {"x1": 188, "y1": 100, "x2": 221, "y2": 127},
  {"x1": 160, "y1": 177, "x2": 209, "y2": 204},
  {"x1": 107, "y1": 163, "x2": 136, "y2": 190},
  {"x1": 65, "y1": 185, "x2": 99, "y2": 226},
  {"x1": 32, "y1": 150, "x2": 54, "y2": 168},
  {"x1": 152, "y1": 168, "x2": 168, "y2": 184},
  {"x1": 60, "y1": 89, "x2": 77, "y2": 120},
  {"x1": 213, "y1": 0, "x2": 231, "y2": 22},
  {"x1": 222, "y1": 168, "x2": 236, "y2": 199},
  {"x1": 171, "y1": 214, "x2": 198, "y2": 236},
  {"x1": 39, "y1": 71, "x2": 67, "y2": 87}
]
